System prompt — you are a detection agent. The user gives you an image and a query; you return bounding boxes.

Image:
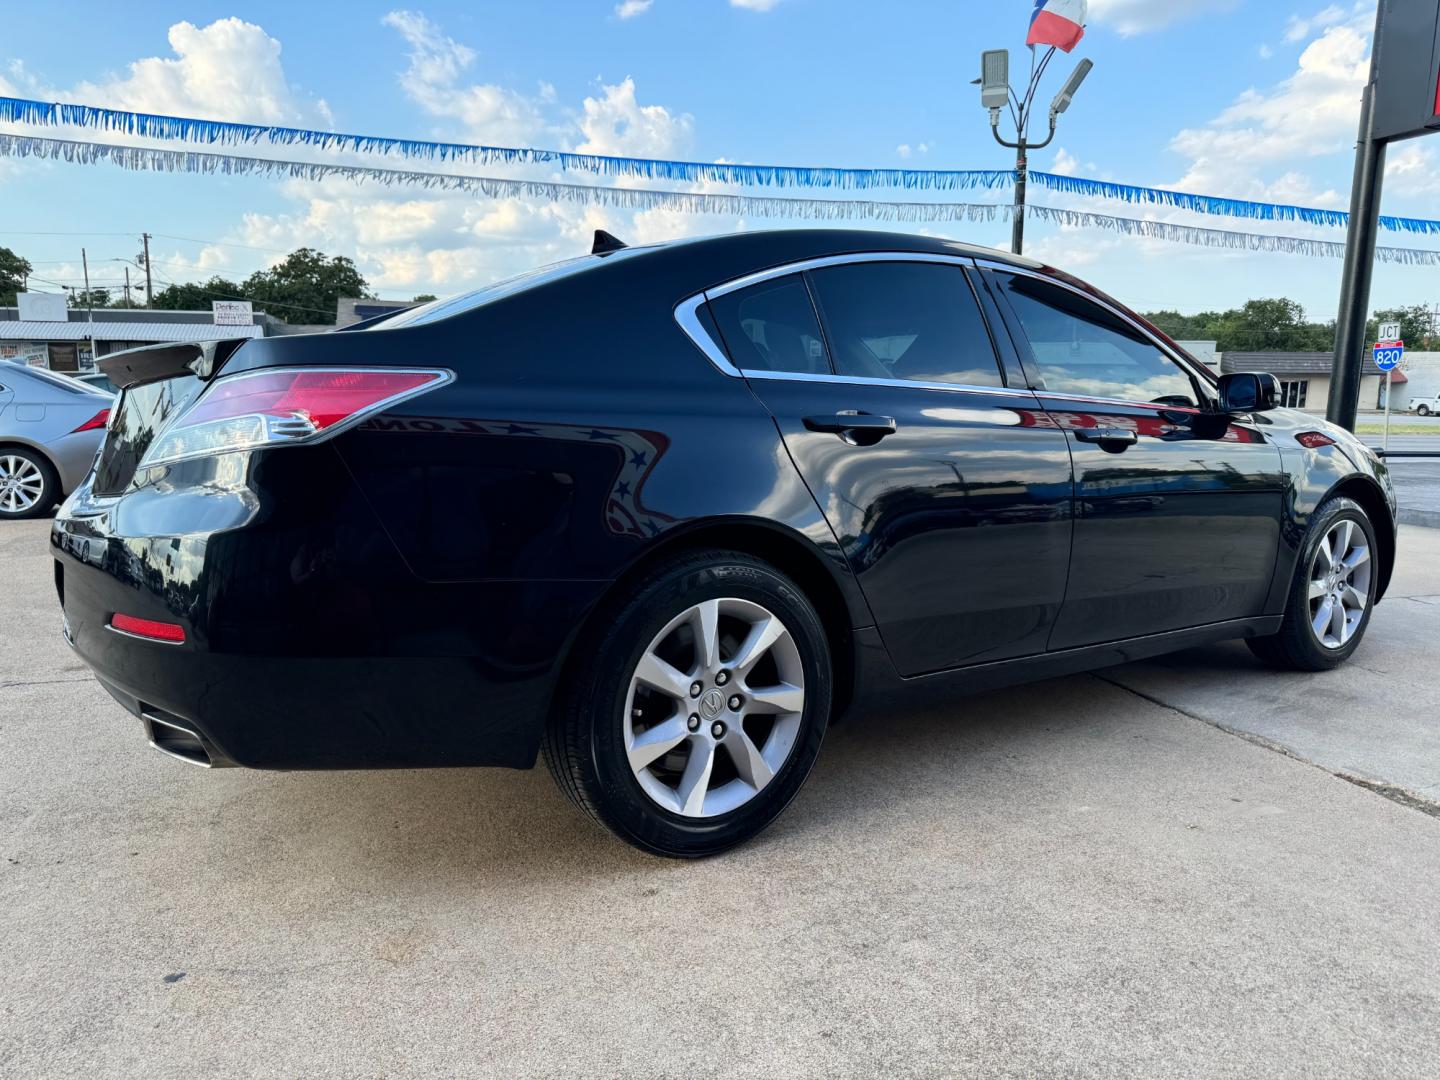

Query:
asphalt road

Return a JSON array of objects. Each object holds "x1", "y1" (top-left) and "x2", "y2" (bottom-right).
[{"x1": 2, "y1": 518, "x2": 1438, "y2": 1079}]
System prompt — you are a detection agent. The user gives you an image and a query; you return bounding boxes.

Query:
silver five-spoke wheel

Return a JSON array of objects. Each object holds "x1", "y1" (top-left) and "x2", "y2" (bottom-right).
[
  {"x1": 0, "y1": 454, "x2": 46, "y2": 515},
  {"x1": 624, "y1": 598, "x2": 805, "y2": 818},
  {"x1": 1308, "y1": 518, "x2": 1371, "y2": 650}
]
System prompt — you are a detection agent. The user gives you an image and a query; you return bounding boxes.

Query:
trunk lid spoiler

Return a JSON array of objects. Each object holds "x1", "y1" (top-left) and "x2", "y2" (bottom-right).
[{"x1": 98, "y1": 338, "x2": 250, "y2": 391}]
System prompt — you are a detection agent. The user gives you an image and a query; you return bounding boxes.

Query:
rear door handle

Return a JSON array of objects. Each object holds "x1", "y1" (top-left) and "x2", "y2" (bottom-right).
[
  {"x1": 1074, "y1": 427, "x2": 1139, "y2": 450},
  {"x1": 803, "y1": 413, "x2": 898, "y2": 446}
]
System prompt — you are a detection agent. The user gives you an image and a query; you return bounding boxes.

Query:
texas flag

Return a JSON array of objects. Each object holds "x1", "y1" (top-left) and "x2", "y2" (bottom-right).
[{"x1": 1027, "y1": 0, "x2": 1088, "y2": 53}]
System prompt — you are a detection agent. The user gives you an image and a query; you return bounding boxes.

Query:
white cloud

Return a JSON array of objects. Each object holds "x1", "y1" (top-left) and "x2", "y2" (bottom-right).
[
  {"x1": 730, "y1": 0, "x2": 785, "y2": 10},
  {"x1": 615, "y1": 0, "x2": 654, "y2": 16},
  {"x1": 575, "y1": 77, "x2": 693, "y2": 157},
  {"x1": 381, "y1": 10, "x2": 551, "y2": 145},
  {"x1": 1087, "y1": 0, "x2": 1239, "y2": 35},
  {"x1": 69, "y1": 18, "x2": 327, "y2": 125},
  {"x1": 895, "y1": 142, "x2": 930, "y2": 160},
  {"x1": 1385, "y1": 144, "x2": 1440, "y2": 200},
  {"x1": 1049, "y1": 148, "x2": 1080, "y2": 176},
  {"x1": 1283, "y1": 4, "x2": 1351, "y2": 44},
  {"x1": 1258, "y1": 43, "x2": 1274, "y2": 59},
  {"x1": 1168, "y1": 23, "x2": 1370, "y2": 193}
]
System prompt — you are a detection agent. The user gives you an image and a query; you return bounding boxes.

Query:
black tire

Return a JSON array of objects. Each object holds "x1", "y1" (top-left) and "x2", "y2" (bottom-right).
[
  {"x1": 1247, "y1": 496, "x2": 1378, "y2": 672},
  {"x1": 0, "y1": 447, "x2": 60, "y2": 521},
  {"x1": 543, "y1": 549, "x2": 832, "y2": 858},
  {"x1": 1419, "y1": 405, "x2": 1432, "y2": 417}
]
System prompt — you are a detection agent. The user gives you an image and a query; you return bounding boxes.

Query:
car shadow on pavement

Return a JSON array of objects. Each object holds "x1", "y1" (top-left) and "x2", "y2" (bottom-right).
[{"x1": 225, "y1": 672, "x2": 1137, "y2": 886}]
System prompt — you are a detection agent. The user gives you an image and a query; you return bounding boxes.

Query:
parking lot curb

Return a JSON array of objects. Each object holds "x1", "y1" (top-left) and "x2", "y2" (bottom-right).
[{"x1": 1398, "y1": 507, "x2": 1440, "y2": 528}]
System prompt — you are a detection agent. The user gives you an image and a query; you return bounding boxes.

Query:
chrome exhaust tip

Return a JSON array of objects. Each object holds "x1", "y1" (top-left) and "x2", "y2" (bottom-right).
[{"x1": 140, "y1": 709, "x2": 235, "y2": 769}]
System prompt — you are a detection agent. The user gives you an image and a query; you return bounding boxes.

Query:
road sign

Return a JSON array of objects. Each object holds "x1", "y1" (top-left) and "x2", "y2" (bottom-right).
[
  {"x1": 1374, "y1": 341, "x2": 1405, "y2": 371},
  {"x1": 1378, "y1": 320, "x2": 1403, "y2": 342}
]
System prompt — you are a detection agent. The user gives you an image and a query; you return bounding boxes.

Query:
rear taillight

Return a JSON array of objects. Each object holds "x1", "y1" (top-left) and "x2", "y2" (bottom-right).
[
  {"x1": 1296, "y1": 431, "x2": 1337, "y2": 449},
  {"x1": 71, "y1": 409, "x2": 110, "y2": 433},
  {"x1": 137, "y1": 367, "x2": 451, "y2": 468},
  {"x1": 110, "y1": 613, "x2": 186, "y2": 644}
]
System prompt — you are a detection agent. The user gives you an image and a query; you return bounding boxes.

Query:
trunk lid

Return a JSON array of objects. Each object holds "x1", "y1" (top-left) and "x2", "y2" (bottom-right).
[{"x1": 92, "y1": 339, "x2": 249, "y2": 497}]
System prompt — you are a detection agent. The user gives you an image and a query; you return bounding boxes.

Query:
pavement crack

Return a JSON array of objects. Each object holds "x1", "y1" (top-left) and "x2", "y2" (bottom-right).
[
  {"x1": 0, "y1": 676, "x2": 94, "y2": 689},
  {"x1": 1090, "y1": 672, "x2": 1440, "y2": 821}
]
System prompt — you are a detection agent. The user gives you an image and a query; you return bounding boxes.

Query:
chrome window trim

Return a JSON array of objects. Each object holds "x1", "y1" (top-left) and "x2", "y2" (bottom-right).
[
  {"x1": 974, "y1": 257, "x2": 1219, "y2": 404},
  {"x1": 674, "y1": 251, "x2": 1029, "y2": 397},
  {"x1": 741, "y1": 370, "x2": 1019, "y2": 398},
  {"x1": 674, "y1": 294, "x2": 742, "y2": 377},
  {"x1": 706, "y1": 251, "x2": 978, "y2": 301}
]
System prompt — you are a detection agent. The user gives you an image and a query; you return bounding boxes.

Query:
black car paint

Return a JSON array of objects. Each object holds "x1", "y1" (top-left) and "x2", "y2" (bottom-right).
[{"x1": 50, "y1": 229, "x2": 1398, "y2": 771}]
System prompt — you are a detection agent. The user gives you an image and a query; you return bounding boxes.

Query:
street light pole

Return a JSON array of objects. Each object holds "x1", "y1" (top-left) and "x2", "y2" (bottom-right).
[{"x1": 978, "y1": 51, "x2": 1091, "y2": 257}]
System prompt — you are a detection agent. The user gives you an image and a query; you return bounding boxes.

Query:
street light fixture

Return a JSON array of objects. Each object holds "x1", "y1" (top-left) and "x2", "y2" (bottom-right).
[{"x1": 977, "y1": 48, "x2": 1095, "y2": 255}]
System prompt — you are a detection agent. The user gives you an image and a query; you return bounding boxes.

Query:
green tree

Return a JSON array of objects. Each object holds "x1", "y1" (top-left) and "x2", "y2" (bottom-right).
[
  {"x1": 0, "y1": 246, "x2": 33, "y2": 305},
  {"x1": 150, "y1": 276, "x2": 247, "y2": 311},
  {"x1": 69, "y1": 288, "x2": 111, "y2": 309},
  {"x1": 412, "y1": 293, "x2": 438, "y2": 303},
  {"x1": 1367, "y1": 305, "x2": 1433, "y2": 349},
  {"x1": 242, "y1": 248, "x2": 371, "y2": 324}
]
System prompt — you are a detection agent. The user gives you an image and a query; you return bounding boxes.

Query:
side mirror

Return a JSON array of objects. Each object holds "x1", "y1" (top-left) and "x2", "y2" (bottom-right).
[{"x1": 1218, "y1": 372, "x2": 1280, "y2": 414}]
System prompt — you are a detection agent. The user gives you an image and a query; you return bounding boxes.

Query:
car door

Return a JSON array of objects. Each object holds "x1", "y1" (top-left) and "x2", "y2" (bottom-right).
[
  {"x1": 983, "y1": 266, "x2": 1287, "y2": 651},
  {"x1": 701, "y1": 256, "x2": 1075, "y2": 677}
]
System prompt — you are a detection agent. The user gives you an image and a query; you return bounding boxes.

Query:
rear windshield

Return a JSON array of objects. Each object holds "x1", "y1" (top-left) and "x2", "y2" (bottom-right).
[
  {"x1": 368, "y1": 251, "x2": 640, "y2": 330},
  {"x1": 17, "y1": 366, "x2": 110, "y2": 397}
]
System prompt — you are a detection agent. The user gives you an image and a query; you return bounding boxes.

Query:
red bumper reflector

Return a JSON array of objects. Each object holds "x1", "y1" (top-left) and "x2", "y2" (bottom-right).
[
  {"x1": 111, "y1": 613, "x2": 186, "y2": 643},
  {"x1": 71, "y1": 409, "x2": 110, "y2": 433}
]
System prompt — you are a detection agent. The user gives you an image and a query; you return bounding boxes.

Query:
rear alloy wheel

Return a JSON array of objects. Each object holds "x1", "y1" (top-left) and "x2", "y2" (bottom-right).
[
  {"x1": 544, "y1": 551, "x2": 831, "y2": 857},
  {"x1": 1248, "y1": 496, "x2": 1378, "y2": 671},
  {"x1": 0, "y1": 450, "x2": 58, "y2": 520}
]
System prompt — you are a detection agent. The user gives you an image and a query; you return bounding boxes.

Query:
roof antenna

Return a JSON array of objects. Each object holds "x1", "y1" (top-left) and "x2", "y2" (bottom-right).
[{"x1": 592, "y1": 229, "x2": 628, "y2": 256}]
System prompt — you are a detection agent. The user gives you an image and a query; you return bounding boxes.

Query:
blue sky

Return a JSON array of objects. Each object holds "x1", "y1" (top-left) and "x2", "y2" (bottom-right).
[{"x1": 2, "y1": 0, "x2": 1437, "y2": 321}]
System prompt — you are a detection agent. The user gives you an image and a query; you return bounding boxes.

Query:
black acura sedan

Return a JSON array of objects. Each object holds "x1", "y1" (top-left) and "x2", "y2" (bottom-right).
[{"x1": 52, "y1": 229, "x2": 1396, "y2": 857}]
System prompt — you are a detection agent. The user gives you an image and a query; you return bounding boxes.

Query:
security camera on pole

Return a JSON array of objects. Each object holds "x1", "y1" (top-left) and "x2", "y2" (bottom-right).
[{"x1": 975, "y1": 0, "x2": 1094, "y2": 256}]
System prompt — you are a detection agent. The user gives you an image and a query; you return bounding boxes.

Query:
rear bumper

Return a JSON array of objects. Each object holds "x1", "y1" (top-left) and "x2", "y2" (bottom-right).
[{"x1": 51, "y1": 447, "x2": 606, "y2": 771}]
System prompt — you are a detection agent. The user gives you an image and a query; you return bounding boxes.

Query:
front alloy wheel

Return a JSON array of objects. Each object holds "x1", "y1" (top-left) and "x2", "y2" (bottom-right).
[
  {"x1": 1306, "y1": 518, "x2": 1372, "y2": 650},
  {"x1": 0, "y1": 451, "x2": 56, "y2": 519},
  {"x1": 1248, "y1": 496, "x2": 1379, "y2": 671},
  {"x1": 544, "y1": 550, "x2": 831, "y2": 858}
]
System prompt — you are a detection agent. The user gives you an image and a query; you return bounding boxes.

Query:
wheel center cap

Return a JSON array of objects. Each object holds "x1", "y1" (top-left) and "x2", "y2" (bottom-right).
[{"x1": 699, "y1": 688, "x2": 726, "y2": 721}]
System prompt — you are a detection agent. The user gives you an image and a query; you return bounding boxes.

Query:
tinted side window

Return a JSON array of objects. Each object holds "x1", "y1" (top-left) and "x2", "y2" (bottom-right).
[
  {"x1": 708, "y1": 275, "x2": 830, "y2": 375},
  {"x1": 995, "y1": 273, "x2": 1198, "y2": 406},
  {"x1": 808, "y1": 262, "x2": 1003, "y2": 387}
]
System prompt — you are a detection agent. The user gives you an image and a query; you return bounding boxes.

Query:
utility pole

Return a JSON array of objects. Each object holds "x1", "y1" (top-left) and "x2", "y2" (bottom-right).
[
  {"x1": 976, "y1": 48, "x2": 1093, "y2": 256},
  {"x1": 140, "y1": 232, "x2": 153, "y2": 307},
  {"x1": 123, "y1": 266, "x2": 132, "y2": 308}
]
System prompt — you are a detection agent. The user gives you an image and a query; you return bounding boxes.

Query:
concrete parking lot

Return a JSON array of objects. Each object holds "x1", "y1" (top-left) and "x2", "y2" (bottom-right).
[{"x1": 3, "y1": 517, "x2": 1438, "y2": 1079}]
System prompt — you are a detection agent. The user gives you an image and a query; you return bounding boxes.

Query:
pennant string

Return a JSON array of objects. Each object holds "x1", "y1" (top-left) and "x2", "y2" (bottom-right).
[
  {"x1": 3, "y1": 134, "x2": 1437, "y2": 267},
  {"x1": 3, "y1": 94, "x2": 1437, "y2": 236}
]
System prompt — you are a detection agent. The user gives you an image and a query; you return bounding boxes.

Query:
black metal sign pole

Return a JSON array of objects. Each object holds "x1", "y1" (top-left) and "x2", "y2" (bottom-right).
[
  {"x1": 1328, "y1": 0, "x2": 1440, "y2": 431},
  {"x1": 1327, "y1": 77, "x2": 1387, "y2": 431}
]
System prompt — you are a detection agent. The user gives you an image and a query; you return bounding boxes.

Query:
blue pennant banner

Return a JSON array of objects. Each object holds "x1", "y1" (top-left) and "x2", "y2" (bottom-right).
[
  {"x1": 3, "y1": 134, "x2": 1438, "y2": 267},
  {"x1": 1029, "y1": 172, "x2": 1440, "y2": 237},
  {"x1": 0, "y1": 95, "x2": 1014, "y2": 194},
  {"x1": 4, "y1": 95, "x2": 1438, "y2": 236}
]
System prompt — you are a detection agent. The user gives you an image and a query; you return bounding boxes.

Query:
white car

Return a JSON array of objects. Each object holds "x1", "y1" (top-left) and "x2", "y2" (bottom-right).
[{"x1": 1409, "y1": 396, "x2": 1440, "y2": 416}]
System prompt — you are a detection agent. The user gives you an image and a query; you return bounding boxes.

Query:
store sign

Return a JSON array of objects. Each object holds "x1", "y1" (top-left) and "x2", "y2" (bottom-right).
[
  {"x1": 16, "y1": 291, "x2": 68, "y2": 322},
  {"x1": 212, "y1": 300, "x2": 254, "y2": 326}
]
